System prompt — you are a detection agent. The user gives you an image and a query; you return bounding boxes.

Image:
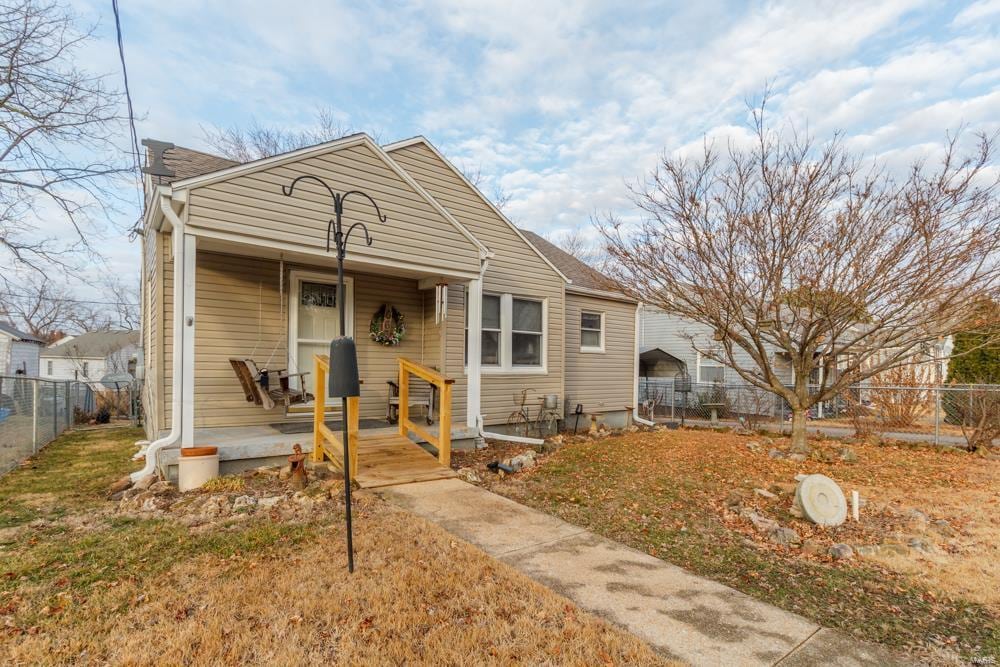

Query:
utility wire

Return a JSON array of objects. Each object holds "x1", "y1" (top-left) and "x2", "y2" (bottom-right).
[
  {"x1": 111, "y1": 0, "x2": 144, "y2": 238},
  {"x1": 1, "y1": 290, "x2": 139, "y2": 308}
]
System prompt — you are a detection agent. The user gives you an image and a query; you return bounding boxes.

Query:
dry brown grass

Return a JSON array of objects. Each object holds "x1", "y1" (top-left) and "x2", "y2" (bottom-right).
[
  {"x1": 461, "y1": 427, "x2": 1000, "y2": 660},
  {"x1": 2, "y1": 429, "x2": 670, "y2": 666},
  {"x1": 7, "y1": 498, "x2": 668, "y2": 666}
]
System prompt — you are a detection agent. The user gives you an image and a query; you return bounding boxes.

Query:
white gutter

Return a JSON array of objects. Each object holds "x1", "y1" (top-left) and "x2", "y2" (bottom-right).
[
  {"x1": 477, "y1": 416, "x2": 545, "y2": 446},
  {"x1": 131, "y1": 193, "x2": 185, "y2": 481}
]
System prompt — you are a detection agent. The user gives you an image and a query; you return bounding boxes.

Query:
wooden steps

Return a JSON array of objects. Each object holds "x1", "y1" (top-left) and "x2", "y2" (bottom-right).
[{"x1": 349, "y1": 431, "x2": 457, "y2": 489}]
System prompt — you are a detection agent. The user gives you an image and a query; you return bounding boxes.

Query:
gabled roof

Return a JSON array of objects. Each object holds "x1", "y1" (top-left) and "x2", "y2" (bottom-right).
[
  {"x1": 383, "y1": 136, "x2": 570, "y2": 284},
  {"x1": 0, "y1": 321, "x2": 44, "y2": 343},
  {"x1": 42, "y1": 330, "x2": 138, "y2": 359},
  {"x1": 518, "y1": 229, "x2": 634, "y2": 302},
  {"x1": 149, "y1": 133, "x2": 490, "y2": 259}
]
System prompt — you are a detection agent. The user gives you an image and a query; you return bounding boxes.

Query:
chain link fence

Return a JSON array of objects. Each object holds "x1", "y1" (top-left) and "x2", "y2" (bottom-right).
[
  {"x1": 0, "y1": 375, "x2": 142, "y2": 476},
  {"x1": 638, "y1": 377, "x2": 1000, "y2": 448}
]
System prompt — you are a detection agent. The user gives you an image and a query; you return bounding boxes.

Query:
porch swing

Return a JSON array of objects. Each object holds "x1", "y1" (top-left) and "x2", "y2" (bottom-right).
[{"x1": 229, "y1": 259, "x2": 314, "y2": 410}]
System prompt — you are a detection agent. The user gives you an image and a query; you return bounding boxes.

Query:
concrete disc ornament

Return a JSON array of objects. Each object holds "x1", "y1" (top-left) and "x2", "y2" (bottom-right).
[{"x1": 795, "y1": 474, "x2": 847, "y2": 526}]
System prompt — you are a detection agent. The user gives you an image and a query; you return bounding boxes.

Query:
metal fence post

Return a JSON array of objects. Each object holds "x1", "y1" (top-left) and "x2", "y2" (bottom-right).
[
  {"x1": 934, "y1": 387, "x2": 941, "y2": 446},
  {"x1": 32, "y1": 379, "x2": 39, "y2": 454},
  {"x1": 65, "y1": 381, "x2": 72, "y2": 430}
]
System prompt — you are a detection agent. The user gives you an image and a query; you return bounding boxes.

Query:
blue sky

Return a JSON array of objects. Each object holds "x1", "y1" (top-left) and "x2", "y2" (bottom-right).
[{"x1": 66, "y1": 0, "x2": 1000, "y2": 298}]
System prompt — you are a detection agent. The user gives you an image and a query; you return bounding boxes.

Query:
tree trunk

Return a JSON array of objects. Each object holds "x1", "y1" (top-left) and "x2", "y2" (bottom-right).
[{"x1": 789, "y1": 407, "x2": 810, "y2": 454}]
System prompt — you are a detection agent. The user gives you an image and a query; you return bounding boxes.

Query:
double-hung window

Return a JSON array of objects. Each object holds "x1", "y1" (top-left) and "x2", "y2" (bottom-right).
[
  {"x1": 480, "y1": 294, "x2": 501, "y2": 366},
  {"x1": 466, "y1": 292, "x2": 546, "y2": 371},
  {"x1": 580, "y1": 311, "x2": 604, "y2": 352},
  {"x1": 511, "y1": 298, "x2": 543, "y2": 366},
  {"x1": 696, "y1": 350, "x2": 725, "y2": 384}
]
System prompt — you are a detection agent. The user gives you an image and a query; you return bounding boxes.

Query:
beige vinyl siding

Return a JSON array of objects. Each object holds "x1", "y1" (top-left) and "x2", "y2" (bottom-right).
[
  {"x1": 564, "y1": 293, "x2": 636, "y2": 415},
  {"x1": 184, "y1": 143, "x2": 481, "y2": 277},
  {"x1": 389, "y1": 142, "x2": 565, "y2": 425},
  {"x1": 161, "y1": 250, "x2": 446, "y2": 430},
  {"x1": 141, "y1": 229, "x2": 162, "y2": 437}
]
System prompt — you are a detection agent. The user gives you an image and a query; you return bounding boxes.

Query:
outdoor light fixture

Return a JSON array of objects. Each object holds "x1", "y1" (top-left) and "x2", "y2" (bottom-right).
[{"x1": 281, "y1": 174, "x2": 387, "y2": 574}]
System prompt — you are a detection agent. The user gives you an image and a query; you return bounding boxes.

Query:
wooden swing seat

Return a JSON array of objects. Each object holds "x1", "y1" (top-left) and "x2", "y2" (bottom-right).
[{"x1": 229, "y1": 358, "x2": 313, "y2": 410}]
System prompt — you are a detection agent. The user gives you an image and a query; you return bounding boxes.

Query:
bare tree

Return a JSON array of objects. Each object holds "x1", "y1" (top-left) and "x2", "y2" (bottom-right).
[
  {"x1": 459, "y1": 162, "x2": 511, "y2": 212},
  {"x1": 203, "y1": 108, "x2": 356, "y2": 162},
  {"x1": 0, "y1": 276, "x2": 88, "y2": 338},
  {"x1": 546, "y1": 226, "x2": 610, "y2": 271},
  {"x1": 99, "y1": 274, "x2": 139, "y2": 330},
  {"x1": 0, "y1": 274, "x2": 137, "y2": 338},
  {"x1": 600, "y1": 102, "x2": 1000, "y2": 452},
  {"x1": 0, "y1": 0, "x2": 130, "y2": 278}
]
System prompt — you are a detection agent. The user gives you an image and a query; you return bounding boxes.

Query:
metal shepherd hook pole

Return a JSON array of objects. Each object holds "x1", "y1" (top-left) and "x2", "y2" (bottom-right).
[{"x1": 282, "y1": 175, "x2": 387, "y2": 573}]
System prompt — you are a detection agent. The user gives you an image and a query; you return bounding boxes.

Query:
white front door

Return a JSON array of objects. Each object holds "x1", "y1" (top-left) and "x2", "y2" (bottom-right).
[{"x1": 289, "y1": 271, "x2": 354, "y2": 404}]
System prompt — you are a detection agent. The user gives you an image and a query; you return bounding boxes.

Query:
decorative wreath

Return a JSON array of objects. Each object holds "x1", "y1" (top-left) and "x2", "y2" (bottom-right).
[{"x1": 370, "y1": 303, "x2": 405, "y2": 346}]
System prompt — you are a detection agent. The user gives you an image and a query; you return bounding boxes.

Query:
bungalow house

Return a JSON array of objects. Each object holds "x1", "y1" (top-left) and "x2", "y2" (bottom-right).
[
  {"x1": 136, "y1": 133, "x2": 639, "y2": 484},
  {"x1": 0, "y1": 322, "x2": 44, "y2": 377},
  {"x1": 41, "y1": 330, "x2": 140, "y2": 387}
]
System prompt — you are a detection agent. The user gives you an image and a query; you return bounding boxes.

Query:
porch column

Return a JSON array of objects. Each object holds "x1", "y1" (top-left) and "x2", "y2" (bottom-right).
[
  {"x1": 181, "y1": 233, "x2": 197, "y2": 446},
  {"x1": 466, "y1": 277, "x2": 483, "y2": 428}
]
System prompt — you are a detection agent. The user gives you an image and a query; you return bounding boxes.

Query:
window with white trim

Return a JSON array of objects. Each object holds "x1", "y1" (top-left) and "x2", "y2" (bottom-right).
[
  {"x1": 580, "y1": 311, "x2": 604, "y2": 352},
  {"x1": 466, "y1": 292, "x2": 546, "y2": 371},
  {"x1": 46, "y1": 360, "x2": 53, "y2": 375},
  {"x1": 480, "y1": 294, "x2": 501, "y2": 366},
  {"x1": 82, "y1": 361, "x2": 89, "y2": 378},
  {"x1": 511, "y1": 298, "x2": 543, "y2": 366},
  {"x1": 696, "y1": 350, "x2": 724, "y2": 384}
]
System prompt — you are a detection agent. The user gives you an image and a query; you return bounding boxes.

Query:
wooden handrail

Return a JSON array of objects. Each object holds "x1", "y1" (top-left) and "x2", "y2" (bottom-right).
[
  {"x1": 398, "y1": 357, "x2": 453, "y2": 467},
  {"x1": 312, "y1": 354, "x2": 359, "y2": 479}
]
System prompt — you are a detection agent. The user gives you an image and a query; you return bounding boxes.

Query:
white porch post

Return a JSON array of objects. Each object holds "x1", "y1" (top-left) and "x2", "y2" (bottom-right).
[
  {"x1": 181, "y1": 233, "x2": 197, "y2": 446},
  {"x1": 466, "y1": 277, "x2": 482, "y2": 428}
]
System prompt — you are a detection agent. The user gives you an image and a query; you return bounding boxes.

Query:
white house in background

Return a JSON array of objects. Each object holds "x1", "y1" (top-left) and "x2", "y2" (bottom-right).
[
  {"x1": 639, "y1": 307, "x2": 951, "y2": 387},
  {"x1": 0, "y1": 322, "x2": 45, "y2": 376},
  {"x1": 41, "y1": 331, "x2": 140, "y2": 386}
]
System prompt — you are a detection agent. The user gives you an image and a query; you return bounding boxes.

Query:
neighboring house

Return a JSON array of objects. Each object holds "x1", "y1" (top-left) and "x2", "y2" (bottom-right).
[
  {"x1": 640, "y1": 308, "x2": 795, "y2": 385},
  {"x1": 41, "y1": 331, "x2": 140, "y2": 386},
  {"x1": 138, "y1": 134, "x2": 639, "y2": 477},
  {"x1": 640, "y1": 307, "x2": 950, "y2": 387},
  {"x1": 0, "y1": 322, "x2": 45, "y2": 376}
]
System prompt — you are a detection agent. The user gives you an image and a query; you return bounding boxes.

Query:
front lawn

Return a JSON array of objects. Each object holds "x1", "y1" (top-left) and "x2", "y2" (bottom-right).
[
  {"x1": 1, "y1": 427, "x2": 669, "y2": 665},
  {"x1": 461, "y1": 427, "x2": 1000, "y2": 664}
]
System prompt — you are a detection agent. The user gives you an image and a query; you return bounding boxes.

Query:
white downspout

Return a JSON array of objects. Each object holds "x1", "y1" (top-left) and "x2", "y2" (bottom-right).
[{"x1": 131, "y1": 194, "x2": 185, "y2": 481}]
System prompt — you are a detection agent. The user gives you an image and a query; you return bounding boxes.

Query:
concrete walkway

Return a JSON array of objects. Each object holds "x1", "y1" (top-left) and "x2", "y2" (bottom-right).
[{"x1": 376, "y1": 478, "x2": 910, "y2": 666}]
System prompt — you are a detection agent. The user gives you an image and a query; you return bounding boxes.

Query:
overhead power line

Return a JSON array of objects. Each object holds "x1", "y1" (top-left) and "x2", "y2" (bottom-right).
[
  {"x1": 1, "y1": 289, "x2": 139, "y2": 308},
  {"x1": 111, "y1": 0, "x2": 145, "y2": 237}
]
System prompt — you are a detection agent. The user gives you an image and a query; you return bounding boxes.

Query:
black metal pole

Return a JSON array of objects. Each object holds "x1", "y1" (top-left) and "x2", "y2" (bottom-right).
[{"x1": 335, "y1": 208, "x2": 355, "y2": 574}]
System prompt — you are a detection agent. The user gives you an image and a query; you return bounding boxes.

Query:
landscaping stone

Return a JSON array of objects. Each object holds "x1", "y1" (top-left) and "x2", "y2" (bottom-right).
[
  {"x1": 854, "y1": 545, "x2": 879, "y2": 557},
  {"x1": 457, "y1": 467, "x2": 482, "y2": 483},
  {"x1": 106, "y1": 476, "x2": 132, "y2": 498},
  {"x1": 278, "y1": 466, "x2": 291, "y2": 481},
  {"x1": 754, "y1": 488, "x2": 777, "y2": 499},
  {"x1": 760, "y1": 436, "x2": 774, "y2": 445},
  {"x1": 744, "y1": 510, "x2": 779, "y2": 533},
  {"x1": 504, "y1": 450, "x2": 538, "y2": 472},
  {"x1": 149, "y1": 480, "x2": 175, "y2": 495},
  {"x1": 829, "y1": 543, "x2": 854, "y2": 560},
  {"x1": 770, "y1": 482, "x2": 797, "y2": 496},
  {"x1": 232, "y1": 495, "x2": 257, "y2": 512},
  {"x1": 907, "y1": 537, "x2": 932, "y2": 553},
  {"x1": 878, "y1": 542, "x2": 910, "y2": 556},
  {"x1": 768, "y1": 449, "x2": 787, "y2": 460},
  {"x1": 800, "y1": 539, "x2": 824, "y2": 555},
  {"x1": 769, "y1": 526, "x2": 801, "y2": 546},
  {"x1": 725, "y1": 490, "x2": 747, "y2": 508},
  {"x1": 905, "y1": 509, "x2": 929, "y2": 531},
  {"x1": 788, "y1": 452, "x2": 808, "y2": 462},
  {"x1": 745, "y1": 440, "x2": 762, "y2": 452},
  {"x1": 257, "y1": 495, "x2": 283, "y2": 509},
  {"x1": 837, "y1": 447, "x2": 858, "y2": 463},
  {"x1": 133, "y1": 474, "x2": 157, "y2": 491}
]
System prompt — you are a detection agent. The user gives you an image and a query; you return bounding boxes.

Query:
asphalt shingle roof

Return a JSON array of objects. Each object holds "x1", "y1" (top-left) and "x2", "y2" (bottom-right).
[
  {"x1": 518, "y1": 229, "x2": 628, "y2": 298},
  {"x1": 42, "y1": 331, "x2": 138, "y2": 359},
  {"x1": 0, "y1": 322, "x2": 44, "y2": 343}
]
